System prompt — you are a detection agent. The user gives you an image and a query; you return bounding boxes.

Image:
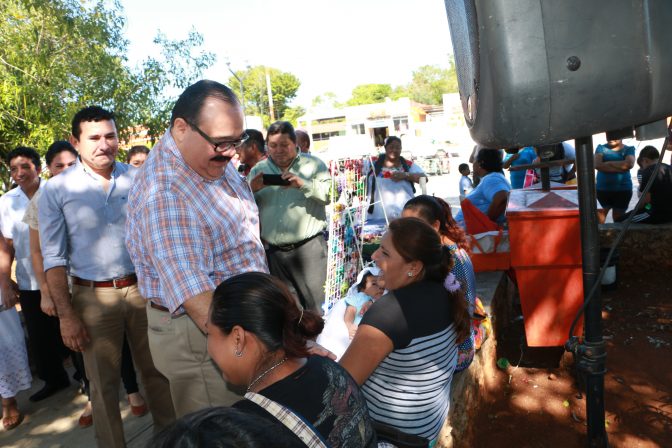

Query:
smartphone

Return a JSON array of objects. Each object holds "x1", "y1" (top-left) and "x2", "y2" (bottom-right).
[{"x1": 263, "y1": 174, "x2": 291, "y2": 186}]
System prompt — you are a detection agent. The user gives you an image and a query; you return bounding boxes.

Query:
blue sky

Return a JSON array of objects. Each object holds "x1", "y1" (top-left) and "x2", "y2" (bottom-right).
[{"x1": 119, "y1": 0, "x2": 453, "y2": 108}]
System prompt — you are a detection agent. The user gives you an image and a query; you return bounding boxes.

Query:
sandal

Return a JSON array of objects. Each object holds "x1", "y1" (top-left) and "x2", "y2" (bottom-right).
[
  {"x1": 128, "y1": 394, "x2": 148, "y2": 417},
  {"x1": 2, "y1": 398, "x2": 24, "y2": 431}
]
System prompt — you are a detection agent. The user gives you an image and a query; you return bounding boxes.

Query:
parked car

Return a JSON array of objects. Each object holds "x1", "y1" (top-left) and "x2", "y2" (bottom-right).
[{"x1": 400, "y1": 136, "x2": 450, "y2": 176}]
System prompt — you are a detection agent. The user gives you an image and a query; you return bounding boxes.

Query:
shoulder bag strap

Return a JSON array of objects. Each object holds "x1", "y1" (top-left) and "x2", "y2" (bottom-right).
[{"x1": 245, "y1": 392, "x2": 328, "y2": 448}]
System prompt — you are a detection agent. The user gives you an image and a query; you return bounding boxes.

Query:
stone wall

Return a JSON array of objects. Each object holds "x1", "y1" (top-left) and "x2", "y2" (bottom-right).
[
  {"x1": 599, "y1": 223, "x2": 672, "y2": 278},
  {"x1": 436, "y1": 272, "x2": 508, "y2": 448}
]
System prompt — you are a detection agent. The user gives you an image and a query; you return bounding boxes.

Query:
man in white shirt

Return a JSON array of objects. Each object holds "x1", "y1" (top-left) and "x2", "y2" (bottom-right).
[{"x1": 0, "y1": 147, "x2": 70, "y2": 402}]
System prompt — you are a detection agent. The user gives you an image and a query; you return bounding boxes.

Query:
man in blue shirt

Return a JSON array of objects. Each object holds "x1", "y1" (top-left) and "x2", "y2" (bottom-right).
[{"x1": 39, "y1": 106, "x2": 174, "y2": 447}]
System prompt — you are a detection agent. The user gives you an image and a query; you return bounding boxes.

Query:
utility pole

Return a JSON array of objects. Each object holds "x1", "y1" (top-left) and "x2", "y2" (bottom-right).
[
  {"x1": 265, "y1": 66, "x2": 275, "y2": 121},
  {"x1": 226, "y1": 61, "x2": 246, "y2": 117}
]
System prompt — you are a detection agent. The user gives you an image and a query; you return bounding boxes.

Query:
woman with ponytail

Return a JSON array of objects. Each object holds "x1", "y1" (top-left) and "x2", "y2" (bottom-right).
[
  {"x1": 403, "y1": 195, "x2": 477, "y2": 371},
  {"x1": 206, "y1": 272, "x2": 376, "y2": 448},
  {"x1": 340, "y1": 218, "x2": 471, "y2": 446}
]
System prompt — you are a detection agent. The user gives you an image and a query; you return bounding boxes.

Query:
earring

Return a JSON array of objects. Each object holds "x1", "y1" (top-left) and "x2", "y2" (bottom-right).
[
  {"x1": 407, "y1": 271, "x2": 413, "y2": 277},
  {"x1": 234, "y1": 346, "x2": 243, "y2": 357}
]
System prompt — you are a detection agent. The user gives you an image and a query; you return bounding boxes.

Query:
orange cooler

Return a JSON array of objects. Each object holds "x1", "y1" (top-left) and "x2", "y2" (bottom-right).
[{"x1": 506, "y1": 189, "x2": 584, "y2": 346}]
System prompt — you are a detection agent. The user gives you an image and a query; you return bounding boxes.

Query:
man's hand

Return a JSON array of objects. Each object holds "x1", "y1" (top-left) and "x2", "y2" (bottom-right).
[
  {"x1": 1, "y1": 280, "x2": 19, "y2": 309},
  {"x1": 250, "y1": 172, "x2": 265, "y2": 193},
  {"x1": 60, "y1": 314, "x2": 90, "y2": 352},
  {"x1": 305, "y1": 340, "x2": 337, "y2": 360},
  {"x1": 390, "y1": 171, "x2": 409, "y2": 182},
  {"x1": 40, "y1": 293, "x2": 57, "y2": 317},
  {"x1": 282, "y1": 173, "x2": 304, "y2": 189}
]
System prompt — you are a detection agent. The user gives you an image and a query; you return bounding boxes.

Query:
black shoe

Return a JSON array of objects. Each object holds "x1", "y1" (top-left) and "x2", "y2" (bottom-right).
[{"x1": 29, "y1": 380, "x2": 70, "y2": 402}]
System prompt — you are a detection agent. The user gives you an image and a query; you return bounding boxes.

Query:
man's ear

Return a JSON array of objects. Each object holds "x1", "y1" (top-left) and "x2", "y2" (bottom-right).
[
  {"x1": 69, "y1": 135, "x2": 79, "y2": 149},
  {"x1": 172, "y1": 118, "x2": 189, "y2": 145}
]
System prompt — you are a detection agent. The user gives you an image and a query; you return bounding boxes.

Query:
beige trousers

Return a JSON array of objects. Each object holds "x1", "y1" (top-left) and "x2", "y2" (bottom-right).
[
  {"x1": 146, "y1": 303, "x2": 244, "y2": 418},
  {"x1": 72, "y1": 284, "x2": 175, "y2": 448}
]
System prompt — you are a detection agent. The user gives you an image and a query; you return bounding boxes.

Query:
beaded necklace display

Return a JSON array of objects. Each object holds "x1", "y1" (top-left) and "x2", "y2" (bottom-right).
[{"x1": 247, "y1": 357, "x2": 288, "y2": 392}]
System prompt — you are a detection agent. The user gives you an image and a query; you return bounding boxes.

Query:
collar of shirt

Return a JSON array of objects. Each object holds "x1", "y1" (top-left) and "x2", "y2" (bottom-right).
[{"x1": 268, "y1": 153, "x2": 301, "y2": 173}]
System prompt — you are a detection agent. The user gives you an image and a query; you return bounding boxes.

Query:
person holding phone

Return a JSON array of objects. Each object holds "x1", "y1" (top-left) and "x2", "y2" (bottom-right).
[{"x1": 248, "y1": 121, "x2": 331, "y2": 314}]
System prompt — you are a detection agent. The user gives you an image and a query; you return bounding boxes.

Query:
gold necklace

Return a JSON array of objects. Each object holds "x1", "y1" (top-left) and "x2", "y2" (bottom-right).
[{"x1": 247, "y1": 357, "x2": 288, "y2": 392}]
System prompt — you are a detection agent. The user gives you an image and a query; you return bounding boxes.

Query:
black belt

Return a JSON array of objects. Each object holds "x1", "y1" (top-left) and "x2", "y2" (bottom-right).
[
  {"x1": 149, "y1": 302, "x2": 186, "y2": 317},
  {"x1": 268, "y1": 233, "x2": 322, "y2": 252}
]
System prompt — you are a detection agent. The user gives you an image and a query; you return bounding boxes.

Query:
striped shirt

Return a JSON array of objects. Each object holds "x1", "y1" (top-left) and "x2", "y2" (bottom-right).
[
  {"x1": 126, "y1": 130, "x2": 268, "y2": 313},
  {"x1": 360, "y1": 281, "x2": 458, "y2": 440}
]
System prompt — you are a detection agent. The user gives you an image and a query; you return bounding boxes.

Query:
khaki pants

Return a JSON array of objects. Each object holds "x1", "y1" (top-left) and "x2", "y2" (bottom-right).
[
  {"x1": 73, "y1": 284, "x2": 175, "y2": 448},
  {"x1": 146, "y1": 303, "x2": 244, "y2": 417}
]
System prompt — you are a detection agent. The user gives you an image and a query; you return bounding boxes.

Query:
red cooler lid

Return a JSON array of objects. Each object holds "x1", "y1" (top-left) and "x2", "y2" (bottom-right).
[{"x1": 506, "y1": 189, "x2": 580, "y2": 217}]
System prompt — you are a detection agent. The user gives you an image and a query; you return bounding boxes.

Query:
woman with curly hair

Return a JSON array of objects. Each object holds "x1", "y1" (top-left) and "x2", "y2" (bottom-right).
[{"x1": 403, "y1": 195, "x2": 477, "y2": 371}]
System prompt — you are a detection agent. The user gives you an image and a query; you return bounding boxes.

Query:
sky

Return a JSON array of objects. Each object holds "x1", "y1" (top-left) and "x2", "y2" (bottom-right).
[{"x1": 119, "y1": 0, "x2": 454, "y2": 109}]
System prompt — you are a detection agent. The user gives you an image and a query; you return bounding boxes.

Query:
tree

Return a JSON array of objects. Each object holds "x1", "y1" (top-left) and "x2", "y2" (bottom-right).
[
  {"x1": 282, "y1": 106, "x2": 306, "y2": 127},
  {"x1": 346, "y1": 84, "x2": 393, "y2": 106},
  {"x1": 404, "y1": 64, "x2": 458, "y2": 105},
  {"x1": 312, "y1": 92, "x2": 343, "y2": 109},
  {"x1": 228, "y1": 66, "x2": 300, "y2": 127},
  {"x1": 0, "y1": 0, "x2": 213, "y2": 191},
  {"x1": 133, "y1": 30, "x2": 215, "y2": 143}
]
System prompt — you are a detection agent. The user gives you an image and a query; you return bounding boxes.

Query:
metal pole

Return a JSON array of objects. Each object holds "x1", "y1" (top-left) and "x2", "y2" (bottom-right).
[
  {"x1": 265, "y1": 67, "x2": 275, "y2": 121},
  {"x1": 574, "y1": 136, "x2": 608, "y2": 447},
  {"x1": 226, "y1": 62, "x2": 246, "y2": 117}
]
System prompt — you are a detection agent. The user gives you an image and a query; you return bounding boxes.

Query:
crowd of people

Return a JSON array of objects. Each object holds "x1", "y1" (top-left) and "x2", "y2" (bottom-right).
[
  {"x1": 0, "y1": 76, "x2": 668, "y2": 448},
  {"x1": 0, "y1": 79, "x2": 476, "y2": 448},
  {"x1": 457, "y1": 139, "x2": 671, "y2": 231}
]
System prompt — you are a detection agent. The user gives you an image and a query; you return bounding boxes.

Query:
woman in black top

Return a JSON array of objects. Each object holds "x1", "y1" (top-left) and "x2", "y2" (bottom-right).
[
  {"x1": 206, "y1": 272, "x2": 376, "y2": 448},
  {"x1": 340, "y1": 218, "x2": 471, "y2": 444}
]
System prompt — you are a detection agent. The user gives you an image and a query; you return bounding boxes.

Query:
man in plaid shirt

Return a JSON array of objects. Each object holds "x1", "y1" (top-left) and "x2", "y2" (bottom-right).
[{"x1": 126, "y1": 80, "x2": 267, "y2": 417}]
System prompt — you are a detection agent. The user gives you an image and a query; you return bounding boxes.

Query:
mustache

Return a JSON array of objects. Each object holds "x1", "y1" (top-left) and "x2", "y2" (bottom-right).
[{"x1": 210, "y1": 155, "x2": 232, "y2": 162}]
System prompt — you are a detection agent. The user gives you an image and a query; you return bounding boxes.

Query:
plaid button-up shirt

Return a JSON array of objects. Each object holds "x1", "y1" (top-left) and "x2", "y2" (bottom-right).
[{"x1": 126, "y1": 130, "x2": 268, "y2": 313}]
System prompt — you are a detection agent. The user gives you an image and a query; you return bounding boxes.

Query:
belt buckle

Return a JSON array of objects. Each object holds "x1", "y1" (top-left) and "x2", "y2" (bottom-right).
[{"x1": 112, "y1": 277, "x2": 122, "y2": 289}]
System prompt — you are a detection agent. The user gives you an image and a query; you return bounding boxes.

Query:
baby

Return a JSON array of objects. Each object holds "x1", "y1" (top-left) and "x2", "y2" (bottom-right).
[{"x1": 344, "y1": 271, "x2": 384, "y2": 339}]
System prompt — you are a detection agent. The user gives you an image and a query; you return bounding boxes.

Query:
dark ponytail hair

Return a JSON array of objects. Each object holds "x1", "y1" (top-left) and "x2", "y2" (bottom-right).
[
  {"x1": 210, "y1": 272, "x2": 324, "y2": 358},
  {"x1": 388, "y1": 218, "x2": 471, "y2": 343},
  {"x1": 403, "y1": 195, "x2": 469, "y2": 252},
  {"x1": 476, "y1": 148, "x2": 504, "y2": 173}
]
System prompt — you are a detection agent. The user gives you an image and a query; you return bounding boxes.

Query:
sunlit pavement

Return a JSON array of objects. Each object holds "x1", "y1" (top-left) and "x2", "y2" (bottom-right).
[{"x1": 0, "y1": 364, "x2": 154, "y2": 448}]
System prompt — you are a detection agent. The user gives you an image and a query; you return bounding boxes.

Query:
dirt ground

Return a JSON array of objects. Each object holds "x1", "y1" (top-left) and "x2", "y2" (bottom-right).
[{"x1": 473, "y1": 271, "x2": 672, "y2": 448}]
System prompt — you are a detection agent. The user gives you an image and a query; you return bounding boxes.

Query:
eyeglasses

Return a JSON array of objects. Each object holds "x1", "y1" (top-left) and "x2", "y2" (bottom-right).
[{"x1": 186, "y1": 120, "x2": 249, "y2": 152}]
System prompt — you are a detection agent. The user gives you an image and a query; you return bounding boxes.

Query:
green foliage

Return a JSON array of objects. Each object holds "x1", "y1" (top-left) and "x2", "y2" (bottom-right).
[
  {"x1": 0, "y1": 0, "x2": 129, "y2": 156},
  {"x1": 346, "y1": 84, "x2": 393, "y2": 106},
  {"x1": 404, "y1": 64, "x2": 458, "y2": 105},
  {"x1": 342, "y1": 63, "x2": 458, "y2": 108},
  {"x1": 228, "y1": 66, "x2": 300, "y2": 128},
  {"x1": 312, "y1": 92, "x2": 343, "y2": 109},
  {"x1": 282, "y1": 106, "x2": 306, "y2": 127},
  {"x1": 134, "y1": 30, "x2": 215, "y2": 144},
  {"x1": 0, "y1": 0, "x2": 213, "y2": 191}
]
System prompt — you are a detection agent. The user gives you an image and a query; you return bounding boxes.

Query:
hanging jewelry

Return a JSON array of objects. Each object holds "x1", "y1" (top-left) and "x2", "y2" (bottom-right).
[{"x1": 247, "y1": 357, "x2": 288, "y2": 392}]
